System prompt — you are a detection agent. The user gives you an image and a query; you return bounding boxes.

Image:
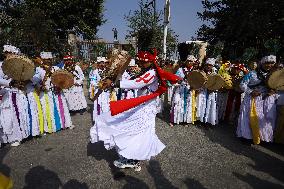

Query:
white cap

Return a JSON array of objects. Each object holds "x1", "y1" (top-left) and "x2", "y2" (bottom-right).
[
  {"x1": 97, "y1": 57, "x2": 107, "y2": 62},
  {"x1": 40, "y1": 52, "x2": 53, "y2": 59},
  {"x1": 3, "y1": 45, "x2": 20, "y2": 54},
  {"x1": 261, "y1": 55, "x2": 276, "y2": 64},
  {"x1": 187, "y1": 55, "x2": 197, "y2": 62},
  {"x1": 129, "y1": 59, "x2": 136, "y2": 66},
  {"x1": 206, "y1": 58, "x2": 216, "y2": 66}
]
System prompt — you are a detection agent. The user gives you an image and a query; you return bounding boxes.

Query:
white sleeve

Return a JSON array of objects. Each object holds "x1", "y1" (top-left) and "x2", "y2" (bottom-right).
[
  {"x1": 120, "y1": 69, "x2": 156, "y2": 90},
  {"x1": 240, "y1": 72, "x2": 253, "y2": 94},
  {"x1": 74, "y1": 65, "x2": 84, "y2": 85},
  {"x1": 0, "y1": 78, "x2": 10, "y2": 87}
]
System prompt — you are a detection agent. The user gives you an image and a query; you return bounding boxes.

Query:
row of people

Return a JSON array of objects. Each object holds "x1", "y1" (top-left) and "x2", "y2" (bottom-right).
[
  {"x1": 168, "y1": 54, "x2": 284, "y2": 145},
  {"x1": 0, "y1": 45, "x2": 87, "y2": 147}
]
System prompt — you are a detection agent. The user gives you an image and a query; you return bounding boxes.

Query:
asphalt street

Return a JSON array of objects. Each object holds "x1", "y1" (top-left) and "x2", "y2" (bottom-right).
[{"x1": 0, "y1": 97, "x2": 283, "y2": 189}]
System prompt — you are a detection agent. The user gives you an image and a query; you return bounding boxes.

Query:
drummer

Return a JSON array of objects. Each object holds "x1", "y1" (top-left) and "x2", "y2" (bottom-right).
[
  {"x1": 0, "y1": 45, "x2": 30, "y2": 147},
  {"x1": 237, "y1": 55, "x2": 277, "y2": 144},
  {"x1": 39, "y1": 52, "x2": 74, "y2": 133},
  {"x1": 92, "y1": 57, "x2": 111, "y2": 122},
  {"x1": 224, "y1": 62, "x2": 248, "y2": 123},
  {"x1": 170, "y1": 55, "x2": 197, "y2": 126},
  {"x1": 196, "y1": 58, "x2": 219, "y2": 126},
  {"x1": 62, "y1": 54, "x2": 87, "y2": 115}
]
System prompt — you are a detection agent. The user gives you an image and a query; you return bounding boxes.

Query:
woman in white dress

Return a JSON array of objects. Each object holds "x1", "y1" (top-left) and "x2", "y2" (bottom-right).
[
  {"x1": 63, "y1": 55, "x2": 87, "y2": 114},
  {"x1": 237, "y1": 56, "x2": 278, "y2": 144},
  {"x1": 0, "y1": 45, "x2": 30, "y2": 147}
]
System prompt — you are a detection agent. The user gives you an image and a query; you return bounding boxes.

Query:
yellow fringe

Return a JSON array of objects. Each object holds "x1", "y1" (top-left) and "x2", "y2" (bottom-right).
[
  {"x1": 250, "y1": 98, "x2": 260, "y2": 144},
  {"x1": 0, "y1": 172, "x2": 13, "y2": 189},
  {"x1": 44, "y1": 93, "x2": 53, "y2": 133},
  {"x1": 191, "y1": 90, "x2": 197, "y2": 124},
  {"x1": 91, "y1": 86, "x2": 95, "y2": 99},
  {"x1": 110, "y1": 91, "x2": 117, "y2": 102},
  {"x1": 33, "y1": 92, "x2": 44, "y2": 134}
]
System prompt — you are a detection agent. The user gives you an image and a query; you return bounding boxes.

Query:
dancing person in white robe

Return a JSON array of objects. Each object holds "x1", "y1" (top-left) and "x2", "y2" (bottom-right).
[{"x1": 90, "y1": 50, "x2": 170, "y2": 171}]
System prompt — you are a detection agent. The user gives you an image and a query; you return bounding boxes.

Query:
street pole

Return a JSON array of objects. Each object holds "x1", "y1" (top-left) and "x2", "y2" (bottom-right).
[{"x1": 163, "y1": 0, "x2": 170, "y2": 60}]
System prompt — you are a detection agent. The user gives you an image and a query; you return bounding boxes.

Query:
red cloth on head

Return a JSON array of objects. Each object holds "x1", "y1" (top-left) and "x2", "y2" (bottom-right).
[{"x1": 110, "y1": 49, "x2": 181, "y2": 116}]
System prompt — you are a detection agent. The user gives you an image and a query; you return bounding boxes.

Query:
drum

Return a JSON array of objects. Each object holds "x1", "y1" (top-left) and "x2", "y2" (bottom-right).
[
  {"x1": 107, "y1": 49, "x2": 131, "y2": 82},
  {"x1": 2, "y1": 55, "x2": 35, "y2": 81},
  {"x1": 164, "y1": 63, "x2": 179, "y2": 74},
  {"x1": 51, "y1": 70, "x2": 74, "y2": 89},
  {"x1": 93, "y1": 49, "x2": 131, "y2": 101},
  {"x1": 205, "y1": 74, "x2": 226, "y2": 91},
  {"x1": 186, "y1": 70, "x2": 207, "y2": 89},
  {"x1": 267, "y1": 69, "x2": 284, "y2": 90},
  {"x1": 222, "y1": 73, "x2": 233, "y2": 89}
]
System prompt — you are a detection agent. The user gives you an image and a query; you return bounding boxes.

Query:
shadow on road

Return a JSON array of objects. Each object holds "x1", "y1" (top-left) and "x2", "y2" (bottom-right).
[
  {"x1": 87, "y1": 141, "x2": 126, "y2": 180},
  {"x1": 199, "y1": 124, "x2": 284, "y2": 184},
  {"x1": 147, "y1": 160, "x2": 178, "y2": 189},
  {"x1": 0, "y1": 146, "x2": 11, "y2": 178},
  {"x1": 233, "y1": 172, "x2": 283, "y2": 189},
  {"x1": 23, "y1": 166, "x2": 88, "y2": 189},
  {"x1": 183, "y1": 177, "x2": 206, "y2": 189}
]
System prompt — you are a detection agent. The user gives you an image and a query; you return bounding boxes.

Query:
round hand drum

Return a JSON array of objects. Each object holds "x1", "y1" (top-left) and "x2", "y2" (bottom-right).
[
  {"x1": 51, "y1": 70, "x2": 74, "y2": 89},
  {"x1": 267, "y1": 69, "x2": 284, "y2": 91},
  {"x1": 3, "y1": 55, "x2": 35, "y2": 81},
  {"x1": 187, "y1": 70, "x2": 208, "y2": 89}
]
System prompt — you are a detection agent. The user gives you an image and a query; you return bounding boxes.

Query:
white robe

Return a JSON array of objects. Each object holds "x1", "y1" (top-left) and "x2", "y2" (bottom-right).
[
  {"x1": 90, "y1": 69, "x2": 165, "y2": 160},
  {"x1": 0, "y1": 62, "x2": 30, "y2": 143},
  {"x1": 63, "y1": 65, "x2": 87, "y2": 111}
]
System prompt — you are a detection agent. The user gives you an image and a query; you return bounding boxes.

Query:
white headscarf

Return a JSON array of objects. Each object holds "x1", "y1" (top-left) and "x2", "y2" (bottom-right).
[
  {"x1": 40, "y1": 52, "x2": 53, "y2": 59},
  {"x1": 206, "y1": 58, "x2": 216, "y2": 66},
  {"x1": 260, "y1": 55, "x2": 276, "y2": 64},
  {"x1": 3, "y1": 45, "x2": 20, "y2": 54}
]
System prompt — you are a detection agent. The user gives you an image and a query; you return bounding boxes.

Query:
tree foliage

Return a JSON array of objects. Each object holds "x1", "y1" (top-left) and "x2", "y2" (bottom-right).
[
  {"x1": 196, "y1": 0, "x2": 284, "y2": 61},
  {"x1": 124, "y1": 0, "x2": 178, "y2": 58},
  {"x1": 0, "y1": 0, "x2": 105, "y2": 55}
]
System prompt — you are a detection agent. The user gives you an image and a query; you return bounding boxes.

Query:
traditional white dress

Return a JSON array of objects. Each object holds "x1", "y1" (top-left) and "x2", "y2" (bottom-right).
[
  {"x1": 63, "y1": 65, "x2": 87, "y2": 111},
  {"x1": 26, "y1": 67, "x2": 45, "y2": 136},
  {"x1": 237, "y1": 70, "x2": 277, "y2": 142},
  {"x1": 39, "y1": 66, "x2": 72, "y2": 133},
  {"x1": 90, "y1": 69, "x2": 165, "y2": 160},
  {"x1": 89, "y1": 69, "x2": 101, "y2": 99},
  {"x1": 0, "y1": 62, "x2": 30, "y2": 143},
  {"x1": 91, "y1": 69, "x2": 111, "y2": 122},
  {"x1": 170, "y1": 68, "x2": 192, "y2": 124}
]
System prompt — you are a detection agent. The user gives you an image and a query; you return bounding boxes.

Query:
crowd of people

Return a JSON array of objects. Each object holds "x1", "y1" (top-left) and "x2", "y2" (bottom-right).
[
  {"x1": 0, "y1": 44, "x2": 283, "y2": 172},
  {"x1": 166, "y1": 55, "x2": 284, "y2": 146},
  {"x1": 0, "y1": 45, "x2": 87, "y2": 147}
]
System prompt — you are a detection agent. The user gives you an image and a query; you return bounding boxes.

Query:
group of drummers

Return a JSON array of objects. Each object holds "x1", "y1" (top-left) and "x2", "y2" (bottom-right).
[
  {"x1": 167, "y1": 54, "x2": 283, "y2": 145},
  {"x1": 0, "y1": 43, "x2": 283, "y2": 148},
  {"x1": 0, "y1": 45, "x2": 88, "y2": 147},
  {"x1": 88, "y1": 52, "x2": 284, "y2": 145}
]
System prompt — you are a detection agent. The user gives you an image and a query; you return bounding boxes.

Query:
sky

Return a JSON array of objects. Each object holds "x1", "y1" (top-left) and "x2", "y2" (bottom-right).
[{"x1": 97, "y1": 0, "x2": 204, "y2": 43}]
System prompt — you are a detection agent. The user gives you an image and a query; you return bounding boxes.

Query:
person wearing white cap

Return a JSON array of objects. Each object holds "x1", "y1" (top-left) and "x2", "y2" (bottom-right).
[
  {"x1": 38, "y1": 52, "x2": 74, "y2": 133},
  {"x1": 170, "y1": 55, "x2": 198, "y2": 126},
  {"x1": 237, "y1": 56, "x2": 277, "y2": 144},
  {"x1": 0, "y1": 45, "x2": 30, "y2": 147},
  {"x1": 92, "y1": 56, "x2": 111, "y2": 122},
  {"x1": 88, "y1": 62, "x2": 100, "y2": 100},
  {"x1": 195, "y1": 57, "x2": 219, "y2": 126},
  {"x1": 117, "y1": 59, "x2": 138, "y2": 100},
  {"x1": 62, "y1": 55, "x2": 87, "y2": 114}
]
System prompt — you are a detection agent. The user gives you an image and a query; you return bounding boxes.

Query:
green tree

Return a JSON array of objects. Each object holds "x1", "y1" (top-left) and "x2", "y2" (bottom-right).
[
  {"x1": 196, "y1": 0, "x2": 284, "y2": 61},
  {"x1": 125, "y1": 0, "x2": 178, "y2": 58},
  {"x1": 0, "y1": 0, "x2": 105, "y2": 56}
]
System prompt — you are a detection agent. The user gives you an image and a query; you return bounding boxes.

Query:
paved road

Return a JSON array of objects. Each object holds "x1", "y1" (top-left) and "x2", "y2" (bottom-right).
[{"x1": 1, "y1": 99, "x2": 284, "y2": 189}]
